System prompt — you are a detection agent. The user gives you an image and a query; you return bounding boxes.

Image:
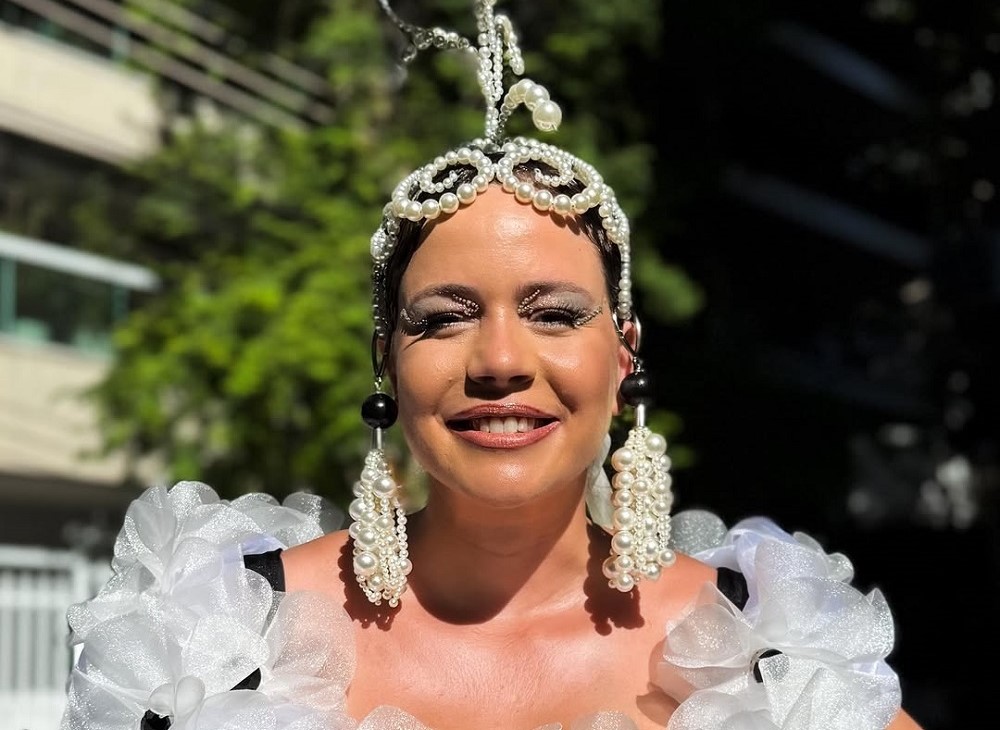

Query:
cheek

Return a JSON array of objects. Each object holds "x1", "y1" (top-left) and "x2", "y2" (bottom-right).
[
  {"x1": 393, "y1": 347, "x2": 459, "y2": 415},
  {"x1": 545, "y1": 339, "x2": 621, "y2": 407}
]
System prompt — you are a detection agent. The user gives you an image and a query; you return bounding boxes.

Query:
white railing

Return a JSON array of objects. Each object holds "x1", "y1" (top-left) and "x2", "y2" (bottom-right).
[
  {"x1": 1, "y1": 0, "x2": 334, "y2": 130},
  {"x1": 0, "y1": 544, "x2": 109, "y2": 730}
]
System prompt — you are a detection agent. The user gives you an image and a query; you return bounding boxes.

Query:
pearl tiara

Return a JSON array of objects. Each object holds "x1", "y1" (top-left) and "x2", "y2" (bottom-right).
[{"x1": 370, "y1": 0, "x2": 634, "y2": 340}]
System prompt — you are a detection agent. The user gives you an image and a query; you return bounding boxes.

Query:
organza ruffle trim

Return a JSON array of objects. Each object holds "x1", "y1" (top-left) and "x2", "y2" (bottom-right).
[{"x1": 61, "y1": 483, "x2": 901, "y2": 730}]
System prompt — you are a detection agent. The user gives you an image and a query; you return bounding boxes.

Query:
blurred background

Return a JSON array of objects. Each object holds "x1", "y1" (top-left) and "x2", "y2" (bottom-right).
[{"x1": 0, "y1": 0, "x2": 996, "y2": 728}]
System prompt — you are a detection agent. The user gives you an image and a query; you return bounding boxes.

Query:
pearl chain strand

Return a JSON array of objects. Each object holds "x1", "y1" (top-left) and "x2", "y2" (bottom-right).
[
  {"x1": 349, "y1": 449, "x2": 412, "y2": 606},
  {"x1": 603, "y1": 427, "x2": 677, "y2": 591}
]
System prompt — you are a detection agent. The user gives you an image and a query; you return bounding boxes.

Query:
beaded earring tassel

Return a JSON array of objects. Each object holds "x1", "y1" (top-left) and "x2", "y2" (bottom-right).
[
  {"x1": 351, "y1": 387, "x2": 412, "y2": 607},
  {"x1": 603, "y1": 362, "x2": 676, "y2": 592}
]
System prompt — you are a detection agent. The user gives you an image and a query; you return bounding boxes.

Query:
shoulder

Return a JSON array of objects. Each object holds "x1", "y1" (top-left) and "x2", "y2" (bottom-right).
[{"x1": 281, "y1": 528, "x2": 353, "y2": 598}]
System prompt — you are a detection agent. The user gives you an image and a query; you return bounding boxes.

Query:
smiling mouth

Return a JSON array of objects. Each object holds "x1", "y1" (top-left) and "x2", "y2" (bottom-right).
[{"x1": 450, "y1": 416, "x2": 556, "y2": 433}]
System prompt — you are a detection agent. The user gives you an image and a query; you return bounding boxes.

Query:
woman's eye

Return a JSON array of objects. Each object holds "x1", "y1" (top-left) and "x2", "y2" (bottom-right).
[
  {"x1": 530, "y1": 308, "x2": 585, "y2": 327},
  {"x1": 422, "y1": 311, "x2": 468, "y2": 331}
]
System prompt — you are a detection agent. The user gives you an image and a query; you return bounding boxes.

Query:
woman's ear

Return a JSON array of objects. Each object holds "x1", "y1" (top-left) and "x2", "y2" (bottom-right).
[{"x1": 613, "y1": 319, "x2": 637, "y2": 415}]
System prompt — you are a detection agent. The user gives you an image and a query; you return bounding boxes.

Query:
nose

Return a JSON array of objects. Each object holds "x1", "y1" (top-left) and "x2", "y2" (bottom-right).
[{"x1": 466, "y1": 310, "x2": 536, "y2": 391}]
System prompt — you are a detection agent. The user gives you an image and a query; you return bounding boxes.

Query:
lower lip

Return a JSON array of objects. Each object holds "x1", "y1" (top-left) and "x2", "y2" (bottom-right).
[{"x1": 452, "y1": 420, "x2": 559, "y2": 449}]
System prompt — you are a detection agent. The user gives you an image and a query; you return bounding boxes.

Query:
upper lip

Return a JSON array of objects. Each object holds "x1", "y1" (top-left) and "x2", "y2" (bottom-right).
[{"x1": 448, "y1": 403, "x2": 558, "y2": 421}]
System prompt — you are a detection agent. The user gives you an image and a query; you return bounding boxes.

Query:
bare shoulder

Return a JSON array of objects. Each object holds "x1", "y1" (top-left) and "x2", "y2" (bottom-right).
[
  {"x1": 889, "y1": 709, "x2": 925, "y2": 730},
  {"x1": 281, "y1": 528, "x2": 352, "y2": 598},
  {"x1": 637, "y1": 551, "x2": 718, "y2": 618}
]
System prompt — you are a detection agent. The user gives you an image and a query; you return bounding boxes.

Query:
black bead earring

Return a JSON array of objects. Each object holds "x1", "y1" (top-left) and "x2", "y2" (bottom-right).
[
  {"x1": 603, "y1": 317, "x2": 676, "y2": 592},
  {"x1": 350, "y1": 333, "x2": 410, "y2": 607}
]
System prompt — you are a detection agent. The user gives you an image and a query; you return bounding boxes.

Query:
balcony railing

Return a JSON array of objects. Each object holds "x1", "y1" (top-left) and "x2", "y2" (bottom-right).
[{"x1": 1, "y1": 0, "x2": 334, "y2": 130}]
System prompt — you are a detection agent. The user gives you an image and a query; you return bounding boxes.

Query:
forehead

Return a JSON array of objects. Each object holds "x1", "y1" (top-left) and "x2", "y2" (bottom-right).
[{"x1": 401, "y1": 186, "x2": 606, "y2": 294}]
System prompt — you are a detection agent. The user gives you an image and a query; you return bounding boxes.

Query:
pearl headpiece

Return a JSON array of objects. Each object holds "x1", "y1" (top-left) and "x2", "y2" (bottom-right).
[{"x1": 371, "y1": 0, "x2": 633, "y2": 339}]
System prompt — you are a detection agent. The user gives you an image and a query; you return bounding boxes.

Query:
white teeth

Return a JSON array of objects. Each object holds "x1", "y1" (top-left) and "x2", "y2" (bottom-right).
[{"x1": 474, "y1": 417, "x2": 536, "y2": 433}]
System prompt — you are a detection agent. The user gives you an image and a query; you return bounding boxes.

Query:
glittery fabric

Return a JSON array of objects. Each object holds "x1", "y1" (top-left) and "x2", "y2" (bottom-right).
[
  {"x1": 663, "y1": 517, "x2": 902, "y2": 730},
  {"x1": 61, "y1": 481, "x2": 353, "y2": 730},
  {"x1": 61, "y1": 485, "x2": 901, "y2": 730}
]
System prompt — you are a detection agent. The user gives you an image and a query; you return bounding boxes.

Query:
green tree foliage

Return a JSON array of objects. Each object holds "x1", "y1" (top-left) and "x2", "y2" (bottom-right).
[{"x1": 79, "y1": 0, "x2": 702, "y2": 503}]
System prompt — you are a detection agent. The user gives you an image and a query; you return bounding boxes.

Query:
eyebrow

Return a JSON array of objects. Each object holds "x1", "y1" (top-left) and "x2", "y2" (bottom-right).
[
  {"x1": 405, "y1": 280, "x2": 595, "y2": 304},
  {"x1": 517, "y1": 281, "x2": 594, "y2": 300},
  {"x1": 404, "y1": 283, "x2": 479, "y2": 304}
]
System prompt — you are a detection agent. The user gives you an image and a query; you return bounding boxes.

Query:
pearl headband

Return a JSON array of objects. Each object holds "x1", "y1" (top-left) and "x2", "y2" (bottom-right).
[{"x1": 370, "y1": 0, "x2": 634, "y2": 342}]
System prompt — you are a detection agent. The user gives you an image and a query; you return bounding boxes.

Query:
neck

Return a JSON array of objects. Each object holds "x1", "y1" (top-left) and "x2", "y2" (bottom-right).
[{"x1": 405, "y1": 485, "x2": 596, "y2": 623}]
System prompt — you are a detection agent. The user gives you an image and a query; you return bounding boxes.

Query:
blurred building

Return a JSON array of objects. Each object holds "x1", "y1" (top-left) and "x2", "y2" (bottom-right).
[{"x1": 0, "y1": 2, "x2": 329, "y2": 726}]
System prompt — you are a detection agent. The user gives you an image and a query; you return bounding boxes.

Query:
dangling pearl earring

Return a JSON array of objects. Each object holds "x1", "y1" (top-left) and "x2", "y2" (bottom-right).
[
  {"x1": 350, "y1": 336, "x2": 411, "y2": 607},
  {"x1": 603, "y1": 321, "x2": 676, "y2": 592}
]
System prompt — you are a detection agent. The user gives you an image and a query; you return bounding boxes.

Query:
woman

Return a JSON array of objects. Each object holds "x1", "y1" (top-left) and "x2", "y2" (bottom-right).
[{"x1": 61, "y1": 2, "x2": 926, "y2": 729}]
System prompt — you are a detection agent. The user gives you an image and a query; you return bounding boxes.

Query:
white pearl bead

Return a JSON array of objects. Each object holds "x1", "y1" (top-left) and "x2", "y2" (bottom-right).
[
  {"x1": 403, "y1": 200, "x2": 423, "y2": 221},
  {"x1": 456, "y1": 183, "x2": 476, "y2": 204},
  {"x1": 354, "y1": 552, "x2": 377, "y2": 577},
  {"x1": 552, "y1": 194, "x2": 572, "y2": 216},
  {"x1": 612, "y1": 488, "x2": 633, "y2": 507},
  {"x1": 509, "y1": 78, "x2": 532, "y2": 101},
  {"x1": 421, "y1": 199, "x2": 441, "y2": 220},
  {"x1": 611, "y1": 447, "x2": 634, "y2": 471},
  {"x1": 601, "y1": 556, "x2": 619, "y2": 579},
  {"x1": 532, "y1": 189, "x2": 553, "y2": 211},
  {"x1": 611, "y1": 530, "x2": 634, "y2": 554},
  {"x1": 613, "y1": 507, "x2": 636, "y2": 530},
  {"x1": 614, "y1": 573, "x2": 635, "y2": 592},
  {"x1": 524, "y1": 84, "x2": 550, "y2": 110},
  {"x1": 356, "y1": 528, "x2": 377, "y2": 549},
  {"x1": 532, "y1": 100, "x2": 561, "y2": 131},
  {"x1": 374, "y1": 475, "x2": 395, "y2": 496},
  {"x1": 658, "y1": 549, "x2": 677, "y2": 567},
  {"x1": 348, "y1": 499, "x2": 367, "y2": 521},
  {"x1": 440, "y1": 193, "x2": 460, "y2": 214},
  {"x1": 514, "y1": 182, "x2": 534, "y2": 203},
  {"x1": 645, "y1": 433, "x2": 667, "y2": 455},
  {"x1": 613, "y1": 471, "x2": 635, "y2": 488}
]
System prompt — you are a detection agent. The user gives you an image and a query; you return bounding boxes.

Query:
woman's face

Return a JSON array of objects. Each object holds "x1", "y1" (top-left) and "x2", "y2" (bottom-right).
[{"x1": 390, "y1": 186, "x2": 632, "y2": 508}]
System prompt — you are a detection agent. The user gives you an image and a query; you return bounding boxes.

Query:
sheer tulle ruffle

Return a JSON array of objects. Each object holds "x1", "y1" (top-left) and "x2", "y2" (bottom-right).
[
  {"x1": 62, "y1": 484, "x2": 902, "y2": 730},
  {"x1": 662, "y1": 517, "x2": 902, "y2": 730},
  {"x1": 61, "y1": 481, "x2": 354, "y2": 730}
]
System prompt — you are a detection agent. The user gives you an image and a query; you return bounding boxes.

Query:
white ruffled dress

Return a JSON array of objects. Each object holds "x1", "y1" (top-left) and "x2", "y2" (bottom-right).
[{"x1": 60, "y1": 481, "x2": 903, "y2": 730}]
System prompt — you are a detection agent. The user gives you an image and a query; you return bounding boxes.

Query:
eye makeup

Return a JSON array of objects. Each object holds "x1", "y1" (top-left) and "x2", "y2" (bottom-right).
[
  {"x1": 517, "y1": 285, "x2": 604, "y2": 328},
  {"x1": 399, "y1": 290, "x2": 481, "y2": 335}
]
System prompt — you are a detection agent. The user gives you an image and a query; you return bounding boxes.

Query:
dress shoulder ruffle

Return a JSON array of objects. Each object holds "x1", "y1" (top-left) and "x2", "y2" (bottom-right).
[
  {"x1": 661, "y1": 514, "x2": 902, "y2": 730},
  {"x1": 60, "y1": 481, "x2": 355, "y2": 730}
]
